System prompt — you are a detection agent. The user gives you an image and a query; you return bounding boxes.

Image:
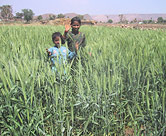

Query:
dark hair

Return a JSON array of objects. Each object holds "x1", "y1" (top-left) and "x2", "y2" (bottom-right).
[
  {"x1": 52, "y1": 32, "x2": 65, "y2": 44},
  {"x1": 71, "y1": 16, "x2": 81, "y2": 25}
]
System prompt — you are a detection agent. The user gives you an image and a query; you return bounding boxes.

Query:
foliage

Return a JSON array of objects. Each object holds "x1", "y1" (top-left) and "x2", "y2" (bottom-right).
[
  {"x1": 57, "y1": 13, "x2": 65, "y2": 18},
  {"x1": 142, "y1": 19, "x2": 155, "y2": 24},
  {"x1": 107, "y1": 19, "x2": 113, "y2": 23},
  {"x1": 0, "y1": 5, "x2": 13, "y2": 20},
  {"x1": 0, "y1": 26, "x2": 166, "y2": 135},
  {"x1": 49, "y1": 15, "x2": 56, "y2": 20},
  {"x1": 37, "y1": 15, "x2": 43, "y2": 21},
  {"x1": 15, "y1": 12, "x2": 24, "y2": 19},
  {"x1": 130, "y1": 18, "x2": 138, "y2": 24},
  {"x1": 118, "y1": 14, "x2": 129, "y2": 24},
  {"x1": 157, "y1": 17, "x2": 164, "y2": 23},
  {"x1": 22, "y1": 9, "x2": 34, "y2": 22},
  {"x1": 118, "y1": 14, "x2": 124, "y2": 23},
  {"x1": 157, "y1": 17, "x2": 166, "y2": 24}
]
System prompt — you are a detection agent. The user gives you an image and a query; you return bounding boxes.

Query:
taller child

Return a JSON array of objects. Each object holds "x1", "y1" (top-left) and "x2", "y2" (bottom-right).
[{"x1": 63, "y1": 16, "x2": 86, "y2": 54}]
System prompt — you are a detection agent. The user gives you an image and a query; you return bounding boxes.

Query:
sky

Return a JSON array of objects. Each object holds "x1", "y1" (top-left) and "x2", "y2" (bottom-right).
[{"x1": 0, "y1": 0, "x2": 166, "y2": 16}]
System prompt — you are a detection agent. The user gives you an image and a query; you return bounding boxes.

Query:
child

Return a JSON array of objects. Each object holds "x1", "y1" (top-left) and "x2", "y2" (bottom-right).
[
  {"x1": 46, "y1": 32, "x2": 76, "y2": 72},
  {"x1": 63, "y1": 16, "x2": 86, "y2": 53}
]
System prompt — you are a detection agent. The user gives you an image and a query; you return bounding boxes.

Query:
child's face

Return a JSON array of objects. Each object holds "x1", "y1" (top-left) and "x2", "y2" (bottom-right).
[
  {"x1": 54, "y1": 36, "x2": 61, "y2": 48},
  {"x1": 71, "y1": 21, "x2": 80, "y2": 32}
]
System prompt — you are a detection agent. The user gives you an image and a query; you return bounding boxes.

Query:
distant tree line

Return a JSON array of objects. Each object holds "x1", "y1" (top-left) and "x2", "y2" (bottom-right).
[
  {"x1": 1, "y1": 5, "x2": 166, "y2": 24},
  {"x1": 157, "y1": 17, "x2": 166, "y2": 24},
  {"x1": 0, "y1": 5, "x2": 68, "y2": 23},
  {"x1": 107, "y1": 14, "x2": 166, "y2": 24},
  {"x1": 0, "y1": 5, "x2": 34, "y2": 23},
  {"x1": 0, "y1": 5, "x2": 88, "y2": 24},
  {"x1": 0, "y1": 5, "x2": 87, "y2": 23}
]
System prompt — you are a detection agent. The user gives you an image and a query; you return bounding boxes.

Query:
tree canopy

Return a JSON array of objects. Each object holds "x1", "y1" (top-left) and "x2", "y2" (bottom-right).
[
  {"x1": 49, "y1": 15, "x2": 56, "y2": 20},
  {"x1": 22, "y1": 9, "x2": 34, "y2": 22},
  {"x1": 37, "y1": 15, "x2": 43, "y2": 21},
  {"x1": 15, "y1": 12, "x2": 23, "y2": 19},
  {"x1": 107, "y1": 19, "x2": 113, "y2": 23},
  {"x1": 57, "y1": 14, "x2": 65, "y2": 18},
  {"x1": 0, "y1": 5, "x2": 13, "y2": 20}
]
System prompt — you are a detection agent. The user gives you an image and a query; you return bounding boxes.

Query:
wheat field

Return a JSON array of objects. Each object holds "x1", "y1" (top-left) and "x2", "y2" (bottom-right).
[{"x1": 0, "y1": 25, "x2": 166, "y2": 136}]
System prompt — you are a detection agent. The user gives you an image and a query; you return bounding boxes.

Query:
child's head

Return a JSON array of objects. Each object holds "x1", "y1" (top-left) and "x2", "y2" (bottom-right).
[
  {"x1": 71, "y1": 16, "x2": 81, "y2": 33},
  {"x1": 52, "y1": 32, "x2": 65, "y2": 47}
]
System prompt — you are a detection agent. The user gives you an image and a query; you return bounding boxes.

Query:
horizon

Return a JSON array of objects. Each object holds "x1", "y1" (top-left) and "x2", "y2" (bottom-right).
[{"x1": 0, "y1": 0, "x2": 166, "y2": 16}]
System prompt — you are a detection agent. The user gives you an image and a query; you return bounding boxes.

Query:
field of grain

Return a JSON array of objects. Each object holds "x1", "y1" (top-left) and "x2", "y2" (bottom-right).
[{"x1": 0, "y1": 25, "x2": 166, "y2": 136}]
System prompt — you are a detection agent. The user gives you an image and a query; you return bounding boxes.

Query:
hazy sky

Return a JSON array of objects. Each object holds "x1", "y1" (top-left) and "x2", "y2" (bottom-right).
[{"x1": 1, "y1": 0, "x2": 166, "y2": 16}]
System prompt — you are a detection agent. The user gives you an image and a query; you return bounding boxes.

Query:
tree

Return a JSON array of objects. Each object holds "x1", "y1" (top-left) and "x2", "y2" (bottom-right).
[
  {"x1": 148, "y1": 19, "x2": 154, "y2": 24},
  {"x1": 37, "y1": 15, "x2": 43, "y2": 21},
  {"x1": 57, "y1": 14, "x2": 65, "y2": 18},
  {"x1": 157, "y1": 17, "x2": 164, "y2": 24},
  {"x1": 15, "y1": 12, "x2": 23, "y2": 19},
  {"x1": 0, "y1": 5, "x2": 13, "y2": 20},
  {"x1": 22, "y1": 9, "x2": 34, "y2": 22},
  {"x1": 118, "y1": 14, "x2": 128, "y2": 24},
  {"x1": 142, "y1": 20, "x2": 148, "y2": 24},
  {"x1": 49, "y1": 15, "x2": 56, "y2": 20},
  {"x1": 107, "y1": 19, "x2": 113, "y2": 23},
  {"x1": 119, "y1": 14, "x2": 124, "y2": 23}
]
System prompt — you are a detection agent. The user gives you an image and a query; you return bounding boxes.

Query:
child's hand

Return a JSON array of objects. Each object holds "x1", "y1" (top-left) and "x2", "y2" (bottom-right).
[
  {"x1": 75, "y1": 42, "x2": 79, "y2": 51},
  {"x1": 65, "y1": 24, "x2": 71, "y2": 32},
  {"x1": 46, "y1": 48, "x2": 51, "y2": 56}
]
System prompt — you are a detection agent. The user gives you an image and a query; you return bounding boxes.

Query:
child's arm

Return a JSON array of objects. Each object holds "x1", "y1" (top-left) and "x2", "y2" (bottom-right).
[
  {"x1": 63, "y1": 24, "x2": 71, "y2": 39},
  {"x1": 75, "y1": 42, "x2": 79, "y2": 51},
  {"x1": 68, "y1": 49, "x2": 76, "y2": 60},
  {"x1": 46, "y1": 48, "x2": 52, "y2": 56},
  {"x1": 75, "y1": 34, "x2": 86, "y2": 51}
]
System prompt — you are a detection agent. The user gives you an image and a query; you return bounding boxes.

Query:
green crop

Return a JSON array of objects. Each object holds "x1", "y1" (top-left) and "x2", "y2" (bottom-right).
[{"x1": 0, "y1": 25, "x2": 166, "y2": 136}]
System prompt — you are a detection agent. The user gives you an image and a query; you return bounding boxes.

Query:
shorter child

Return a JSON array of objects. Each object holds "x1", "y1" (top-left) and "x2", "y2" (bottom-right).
[{"x1": 46, "y1": 32, "x2": 76, "y2": 72}]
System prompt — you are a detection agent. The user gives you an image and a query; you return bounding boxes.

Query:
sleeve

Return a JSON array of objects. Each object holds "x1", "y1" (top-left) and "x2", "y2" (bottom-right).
[
  {"x1": 47, "y1": 47, "x2": 52, "y2": 58},
  {"x1": 48, "y1": 48, "x2": 53, "y2": 53},
  {"x1": 68, "y1": 50, "x2": 76, "y2": 60},
  {"x1": 48, "y1": 47, "x2": 57, "y2": 58}
]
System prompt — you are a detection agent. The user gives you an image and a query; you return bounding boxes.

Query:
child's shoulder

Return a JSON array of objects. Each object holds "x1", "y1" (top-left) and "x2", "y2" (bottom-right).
[
  {"x1": 49, "y1": 46, "x2": 58, "y2": 49},
  {"x1": 61, "y1": 45, "x2": 67, "y2": 48},
  {"x1": 60, "y1": 46, "x2": 68, "y2": 50},
  {"x1": 48, "y1": 46, "x2": 58, "y2": 51}
]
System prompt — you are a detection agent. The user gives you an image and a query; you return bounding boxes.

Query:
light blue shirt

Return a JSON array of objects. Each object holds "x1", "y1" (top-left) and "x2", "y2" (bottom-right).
[{"x1": 48, "y1": 46, "x2": 76, "y2": 70}]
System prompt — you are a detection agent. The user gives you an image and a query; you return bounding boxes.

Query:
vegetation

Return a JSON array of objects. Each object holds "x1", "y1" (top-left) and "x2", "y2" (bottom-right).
[
  {"x1": 49, "y1": 15, "x2": 56, "y2": 20},
  {"x1": 0, "y1": 5, "x2": 13, "y2": 20},
  {"x1": 157, "y1": 17, "x2": 166, "y2": 24},
  {"x1": 22, "y1": 9, "x2": 34, "y2": 23},
  {"x1": 0, "y1": 25, "x2": 166, "y2": 135},
  {"x1": 118, "y1": 14, "x2": 128, "y2": 24},
  {"x1": 57, "y1": 13, "x2": 65, "y2": 18},
  {"x1": 15, "y1": 12, "x2": 24, "y2": 19},
  {"x1": 107, "y1": 19, "x2": 113, "y2": 23},
  {"x1": 1, "y1": 4, "x2": 166, "y2": 25},
  {"x1": 37, "y1": 15, "x2": 43, "y2": 21}
]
